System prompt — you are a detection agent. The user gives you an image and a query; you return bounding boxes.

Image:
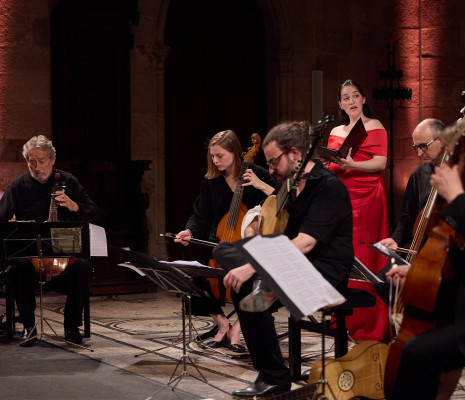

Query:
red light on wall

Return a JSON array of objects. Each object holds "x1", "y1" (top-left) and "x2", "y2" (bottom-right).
[{"x1": 0, "y1": 0, "x2": 14, "y2": 107}]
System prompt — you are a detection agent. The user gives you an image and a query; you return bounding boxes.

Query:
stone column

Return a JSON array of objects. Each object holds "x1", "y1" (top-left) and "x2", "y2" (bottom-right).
[{"x1": 131, "y1": 43, "x2": 170, "y2": 259}]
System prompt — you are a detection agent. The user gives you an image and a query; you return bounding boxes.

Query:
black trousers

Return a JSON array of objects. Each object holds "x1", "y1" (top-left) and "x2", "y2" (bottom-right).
[
  {"x1": 391, "y1": 324, "x2": 465, "y2": 400},
  {"x1": 10, "y1": 258, "x2": 90, "y2": 329},
  {"x1": 213, "y1": 239, "x2": 292, "y2": 387}
]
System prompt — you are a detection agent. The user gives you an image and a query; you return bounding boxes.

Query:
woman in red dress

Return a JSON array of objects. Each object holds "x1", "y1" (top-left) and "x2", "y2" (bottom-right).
[{"x1": 324, "y1": 79, "x2": 389, "y2": 340}]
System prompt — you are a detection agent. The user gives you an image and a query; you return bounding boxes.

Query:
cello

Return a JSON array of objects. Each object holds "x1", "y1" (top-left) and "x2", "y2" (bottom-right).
[
  {"x1": 30, "y1": 173, "x2": 71, "y2": 282},
  {"x1": 389, "y1": 152, "x2": 448, "y2": 326},
  {"x1": 384, "y1": 121, "x2": 465, "y2": 399},
  {"x1": 406, "y1": 151, "x2": 448, "y2": 264},
  {"x1": 208, "y1": 134, "x2": 262, "y2": 301}
]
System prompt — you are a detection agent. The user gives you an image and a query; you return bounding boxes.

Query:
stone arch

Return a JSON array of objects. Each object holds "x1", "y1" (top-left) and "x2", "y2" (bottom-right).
[{"x1": 131, "y1": 0, "x2": 292, "y2": 258}]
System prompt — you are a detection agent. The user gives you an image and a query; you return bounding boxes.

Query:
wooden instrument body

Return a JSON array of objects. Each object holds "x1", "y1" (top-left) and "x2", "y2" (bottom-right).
[
  {"x1": 267, "y1": 341, "x2": 389, "y2": 400},
  {"x1": 31, "y1": 173, "x2": 70, "y2": 282},
  {"x1": 384, "y1": 124, "x2": 465, "y2": 398},
  {"x1": 308, "y1": 341, "x2": 389, "y2": 400},
  {"x1": 208, "y1": 202, "x2": 249, "y2": 301},
  {"x1": 384, "y1": 222, "x2": 458, "y2": 398},
  {"x1": 406, "y1": 153, "x2": 447, "y2": 265},
  {"x1": 260, "y1": 195, "x2": 289, "y2": 235},
  {"x1": 31, "y1": 257, "x2": 70, "y2": 282},
  {"x1": 208, "y1": 133, "x2": 262, "y2": 302}
]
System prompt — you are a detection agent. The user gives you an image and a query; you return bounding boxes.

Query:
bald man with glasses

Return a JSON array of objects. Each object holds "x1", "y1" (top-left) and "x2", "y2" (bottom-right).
[
  {"x1": 371, "y1": 119, "x2": 447, "y2": 305},
  {"x1": 380, "y1": 119, "x2": 446, "y2": 251}
]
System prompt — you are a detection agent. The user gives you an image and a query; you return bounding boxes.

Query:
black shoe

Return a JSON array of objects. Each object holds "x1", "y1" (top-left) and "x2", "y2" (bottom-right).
[
  {"x1": 195, "y1": 325, "x2": 219, "y2": 341},
  {"x1": 227, "y1": 343, "x2": 247, "y2": 353},
  {"x1": 201, "y1": 332, "x2": 228, "y2": 349},
  {"x1": 19, "y1": 326, "x2": 37, "y2": 347},
  {"x1": 232, "y1": 380, "x2": 290, "y2": 398},
  {"x1": 65, "y1": 327, "x2": 82, "y2": 345},
  {"x1": 240, "y1": 279, "x2": 277, "y2": 312}
]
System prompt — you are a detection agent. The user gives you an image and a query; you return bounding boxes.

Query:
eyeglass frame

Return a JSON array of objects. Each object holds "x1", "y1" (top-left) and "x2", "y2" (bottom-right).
[
  {"x1": 266, "y1": 150, "x2": 289, "y2": 168},
  {"x1": 412, "y1": 137, "x2": 438, "y2": 152}
]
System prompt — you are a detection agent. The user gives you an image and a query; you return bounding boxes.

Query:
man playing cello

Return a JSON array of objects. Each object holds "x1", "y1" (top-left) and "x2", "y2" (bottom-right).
[
  {"x1": 0, "y1": 135, "x2": 100, "y2": 346},
  {"x1": 386, "y1": 121, "x2": 465, "y2": 400}
]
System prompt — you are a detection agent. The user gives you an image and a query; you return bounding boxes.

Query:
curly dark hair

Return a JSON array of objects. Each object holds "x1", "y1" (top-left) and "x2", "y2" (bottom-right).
[{"x1": 263, "y1": 121, "x2": 311, "y2": 155}]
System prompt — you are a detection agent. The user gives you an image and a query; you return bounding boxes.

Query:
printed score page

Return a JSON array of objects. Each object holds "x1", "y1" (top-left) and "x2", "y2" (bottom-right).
[
  {"x1": 243, "y1": 235, "x2": 346, "y2": 317},
  {"x1": 89, "y1": 223, "x2": 108, "y2": 257}
]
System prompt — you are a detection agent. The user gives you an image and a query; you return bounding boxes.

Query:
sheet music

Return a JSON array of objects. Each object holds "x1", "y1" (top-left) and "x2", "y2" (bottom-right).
[
  {"x1": 243, "y1": 235, "x2": 345, "y2": 318},
  {"x1": 50, "y1": 227, "x2": 82, "y2": 253},
  {"x1": 89, "y1": 223, "x2": 108, "y2": 257},
  {"x1": 159, "y1": 260, "x2": 208, "y2": 267}
]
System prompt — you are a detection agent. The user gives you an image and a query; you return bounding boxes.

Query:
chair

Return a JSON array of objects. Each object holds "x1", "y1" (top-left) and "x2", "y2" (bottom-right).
[
  {"x1": 288, "y1": 287, "x2": 376, "y2": 381},
  {"x1": 2, "y1": 266, "x2": 91, "y2": 340}
]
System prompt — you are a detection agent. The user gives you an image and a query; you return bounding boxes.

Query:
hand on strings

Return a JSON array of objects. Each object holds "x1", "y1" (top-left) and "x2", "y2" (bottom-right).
[
  {"x1": 55, "y1": 191, "x2": 78, "y2": 212},
  {"x1": 331, "y1": 148, "x2": 354, "y2": 169},
  {"x1": 430, "y1": 164, "x2": 465, "y2": 204},
  {"x1": 385, "y1": 264, "x2": 410, "y2": 286},
  {"x1": 242, "y1": 169, "x2": 274, "y2": 195},
  {"x1": 174, "y1": 229, "x2": 192, "y2": 246},
  {"x1": 224, "y1": 263, "x2": 256, "y2": 293},
  {"x1": 379, "y1": 237, "x2": 398, "y2": 250}
]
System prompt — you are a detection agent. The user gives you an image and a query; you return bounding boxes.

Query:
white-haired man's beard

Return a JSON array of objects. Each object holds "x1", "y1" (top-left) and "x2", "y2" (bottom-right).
[{"x1": 30, "y1": 168, "x2": 52, "y2": 183}]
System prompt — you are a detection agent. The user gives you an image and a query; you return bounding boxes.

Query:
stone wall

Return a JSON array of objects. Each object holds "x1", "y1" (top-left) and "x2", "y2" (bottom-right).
[
  {"x1": 1, "y1": 0, "x2": 465, "y2": 259},
  {"x1": 0, "y1": 0, "x2": 57, "y2": 189}
]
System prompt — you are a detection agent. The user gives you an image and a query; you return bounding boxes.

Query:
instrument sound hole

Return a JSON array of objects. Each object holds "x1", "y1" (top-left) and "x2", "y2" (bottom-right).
[{"x1": 338, "y1": 370, "x2": 355, "y2": 391}]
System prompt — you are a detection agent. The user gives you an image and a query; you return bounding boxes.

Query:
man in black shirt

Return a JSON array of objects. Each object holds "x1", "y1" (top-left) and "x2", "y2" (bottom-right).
[
  {"x1": 213, "y1": 121, "x2": 354, "y2": 398},
  {"x1": 380, "y1": 118, "x2": 445, "y2": 250},
  {"x1": 0, "y1": 135, "x2": 100, "y2": 346},
  {"x1": 385, "y1": 159, "x2": 465, "y2": 400},
  {"x1": 374, "y1": 119, "x2": 446, "y2": 304}
]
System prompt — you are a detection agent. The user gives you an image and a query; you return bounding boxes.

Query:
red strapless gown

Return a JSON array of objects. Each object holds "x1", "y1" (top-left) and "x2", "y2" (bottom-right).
[{"x1": 328, "y1": 128, "x2": 390, "y2": 340}]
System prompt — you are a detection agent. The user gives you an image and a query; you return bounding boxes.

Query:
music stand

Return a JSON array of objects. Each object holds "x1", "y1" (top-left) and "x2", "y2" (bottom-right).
[
  {"x1": 110, "y1": 247, "x2": 230, "y2": 398},
  {"x1": 238, "y1": 235, "x2": 346, "y2": 400},
  {"x1": 350, "y1": 257, "x2": 384, "y2": 283},
  {"x1": 0, "y1": 222, "x2": 90, "y2": 349}
]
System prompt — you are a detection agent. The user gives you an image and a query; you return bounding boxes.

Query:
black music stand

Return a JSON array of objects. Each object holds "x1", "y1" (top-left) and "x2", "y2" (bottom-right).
[
  {"x1": 238, "y1": 235, "x2": 346, "y2": 400},
  {"x1": 110, "y1": 247, "x2": 230, "y2": 397},
  {"x1": 0, "y1": 222, "x2": 90, "y2": 349}
]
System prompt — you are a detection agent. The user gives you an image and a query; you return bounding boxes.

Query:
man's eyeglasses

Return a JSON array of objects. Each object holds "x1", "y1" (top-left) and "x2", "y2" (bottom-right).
[
  {"x1": 266, "y1": 151, "x2": 288, "y2": 168},
  {"x1": 412, "y1": 137, "x2": 438, "y2": 152}
]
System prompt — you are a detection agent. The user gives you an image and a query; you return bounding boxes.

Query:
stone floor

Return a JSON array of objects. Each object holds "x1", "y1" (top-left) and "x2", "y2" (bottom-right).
[{"x1": 1, "y1": 290, "x2": 465, "y2": 400}]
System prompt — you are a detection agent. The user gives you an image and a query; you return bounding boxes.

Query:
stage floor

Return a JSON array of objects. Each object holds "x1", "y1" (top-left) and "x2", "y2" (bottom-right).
[{"x1": 1, "y1": 290, "x2": 465, "y2": 400}]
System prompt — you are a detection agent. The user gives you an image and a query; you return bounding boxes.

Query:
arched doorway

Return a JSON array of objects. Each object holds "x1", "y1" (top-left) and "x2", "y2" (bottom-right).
[{"x1": 164, "y1": 0, "x2": 268, "y2": 260}]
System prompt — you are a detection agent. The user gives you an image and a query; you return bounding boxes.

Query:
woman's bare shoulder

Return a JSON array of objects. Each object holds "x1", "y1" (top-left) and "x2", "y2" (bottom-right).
[
  {"x1": 330, "y1": 124, "x2": 347, "y2": 137},
  {"x1": 364, "y1": 118, "x2": 385, "y2": 130}
]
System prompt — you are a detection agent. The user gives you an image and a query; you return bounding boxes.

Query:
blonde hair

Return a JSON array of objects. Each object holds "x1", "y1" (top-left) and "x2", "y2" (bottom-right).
[{"x1": 205, "y1": 130, "x2": 243, "y2": 179}]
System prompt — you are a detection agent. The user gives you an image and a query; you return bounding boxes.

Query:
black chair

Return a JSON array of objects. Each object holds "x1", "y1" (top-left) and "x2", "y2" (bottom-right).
[
  {"x1": 2, "y1": 266, "x2": 91, "y2": 340},
  {"x1": 288, "y1": 287, "x2": 376, "y2": 381}
]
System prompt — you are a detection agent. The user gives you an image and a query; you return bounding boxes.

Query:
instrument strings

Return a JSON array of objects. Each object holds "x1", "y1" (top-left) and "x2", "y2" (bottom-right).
[
  {"x1": 394, "y1": 153, "x2": 448, "y2": 316},
  {"x1": 225, "y1": 160, "x2": 249, "y2": 242}
]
